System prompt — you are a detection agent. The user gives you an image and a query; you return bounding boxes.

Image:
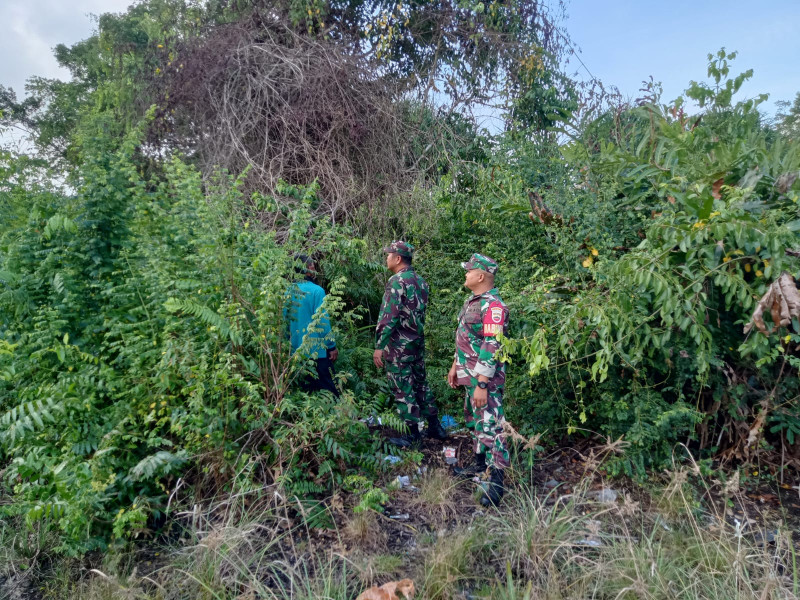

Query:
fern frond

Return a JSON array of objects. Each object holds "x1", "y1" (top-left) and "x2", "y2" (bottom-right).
[
  {"x1": 0, "y1": 397, "x2": 60, "y2": 444},
  {"x1": 378, "y1": 412, "x2": 409, "y2": 433},
  {"x1": 164, "y1": 298, "x2": 241, "y2": 345},
  {"x1": 128, "y1": 451, "x2": 187, "y2": 482},
  {"x1": 27, "y1": 499, "x2": 67, "y2": 523}
]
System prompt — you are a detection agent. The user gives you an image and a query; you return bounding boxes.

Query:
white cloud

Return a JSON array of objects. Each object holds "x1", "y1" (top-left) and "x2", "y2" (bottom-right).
[{"x1": 0, "y1": 0, "x2": 133, "y2": 97}]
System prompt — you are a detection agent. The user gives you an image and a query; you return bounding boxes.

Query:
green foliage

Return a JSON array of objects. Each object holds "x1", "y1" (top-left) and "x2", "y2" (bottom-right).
[
  {"x1": 776, "y1": 91, "x2": 800, "y2": 141},
  {"x1": 0, "y1": 115, "x2": 389, "y2": 552},
  {"x1": 499, "y1": 51, "x2": 800, "y2": 473},
  {"x1": 685, "y1": 49, "x2": 767, "y2": 111},
  {"x1": 4, "y1": 4, "x2": 799, "y2": 559},
  {"x1": 344, "y1": 475, "x2": 390, "y2": 513}
]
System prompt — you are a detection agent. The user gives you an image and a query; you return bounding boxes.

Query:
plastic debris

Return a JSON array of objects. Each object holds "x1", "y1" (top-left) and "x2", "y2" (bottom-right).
[
  {"x1": 588, "y1": 488, "x2": 618, "y2": 504},
  {"x1": 389, "y1": 513, "x2": 410, "y2": 520},
  {"x1": 654, "y1": 515, "x2": 672, "y2": 531},
  {"x1": 384, "y1": 455, "x2": 402, "y2": 465},
  {"x1": 443, "y1": 447, "x2": 457, "y2": 465},
  {"x1": 753, "y1": 529, "x2": 778, "y2": 545},
  {"x1": 396, "y1": 475, "x2": 411, "y2": 488},
  {"x1": 440, "y1": 415, "x2": 457, "y2": 430}
]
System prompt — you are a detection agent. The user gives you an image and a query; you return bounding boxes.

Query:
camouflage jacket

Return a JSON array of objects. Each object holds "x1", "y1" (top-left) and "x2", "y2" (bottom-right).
[
  {"x1": 454, "y1": 288, "x2": 509, "y2": 387},
  {"x1": 375, "y1": 267, "x2": 429, "y2": 363}
]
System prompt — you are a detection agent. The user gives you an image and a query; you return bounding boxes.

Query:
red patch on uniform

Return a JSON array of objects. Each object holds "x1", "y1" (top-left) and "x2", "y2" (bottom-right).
[{"x1": 483, "y1": 302, "x2": 505, "y2": 336}]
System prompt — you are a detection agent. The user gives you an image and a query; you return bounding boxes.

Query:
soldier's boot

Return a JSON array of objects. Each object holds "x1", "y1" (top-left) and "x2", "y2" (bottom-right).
[
  {"x1": 426, "y1": 415, "x2": 448, "y2": 440},
  {"x1": 388, "y1": 421, "x2": 422, "y2": 449},
  {"x1": 452, "y1": 452, "x2": 486, "y2": 478},
  {"x1": 480, "y1": 467, "x2": 505, "y2": 507}
]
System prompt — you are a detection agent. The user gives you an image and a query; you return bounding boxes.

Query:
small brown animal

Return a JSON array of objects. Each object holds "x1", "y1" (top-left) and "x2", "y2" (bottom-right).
[{"x1": 356, "y1": 578, "x2": 415, "y2": 600}]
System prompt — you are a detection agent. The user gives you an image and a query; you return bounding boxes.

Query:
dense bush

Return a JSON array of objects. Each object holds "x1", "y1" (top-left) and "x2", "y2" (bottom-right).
[
  {"x1": 1, "y1": 0, "x2": 799, "y2": 554},
  {"x1": 0, "y1": 116, "x2": 407, "y2": 553},
  {"x1": 473, "y1": 51, "x2": 800, "y2": 474}
]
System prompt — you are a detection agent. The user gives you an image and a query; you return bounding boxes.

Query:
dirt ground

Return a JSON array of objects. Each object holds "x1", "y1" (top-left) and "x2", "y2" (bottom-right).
[{"x1": 321, "y1": 428, "x2": 800, "y2": 566}]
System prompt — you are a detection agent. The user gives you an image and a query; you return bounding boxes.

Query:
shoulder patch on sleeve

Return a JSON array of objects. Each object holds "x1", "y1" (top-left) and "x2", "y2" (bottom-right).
[{"x1": 482, "y1": 301, "x2": 506, "y2": 336}]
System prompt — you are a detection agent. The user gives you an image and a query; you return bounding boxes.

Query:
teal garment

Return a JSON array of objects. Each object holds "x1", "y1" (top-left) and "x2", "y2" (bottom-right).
[{"x1": 286, "y1": 280, "x2": 336, "y2": 358}]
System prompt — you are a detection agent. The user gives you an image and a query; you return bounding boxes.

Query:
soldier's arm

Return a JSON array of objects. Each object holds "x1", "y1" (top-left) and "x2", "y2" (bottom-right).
[
  {"x1": 474, "y1": 302, "x2": 507, "y2": 378},
  {"x1": 375, "y1": 279, "x2": 404, "y2": 350}
]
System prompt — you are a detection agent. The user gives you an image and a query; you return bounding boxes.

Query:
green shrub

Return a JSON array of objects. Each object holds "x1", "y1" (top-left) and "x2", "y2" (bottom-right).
[{"x1": 0, "y1": 118, "x2": 391, "y2": 553}]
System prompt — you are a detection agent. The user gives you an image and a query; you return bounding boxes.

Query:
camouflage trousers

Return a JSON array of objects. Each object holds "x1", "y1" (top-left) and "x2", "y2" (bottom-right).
[
  {"x1": 385, "y1": 357, "x2": 439, "y2": 424},
  {"x1": 463, "y1": 380, "x2": 509, "y2": 469}
]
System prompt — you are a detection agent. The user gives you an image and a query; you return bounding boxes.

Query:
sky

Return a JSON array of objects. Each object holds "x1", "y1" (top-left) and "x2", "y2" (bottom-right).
[
  {"x1": 0, "y1": 0, "x2": 798, "y2": 118},
  {"x1": 1, "y1": 0, "x2": 131, "y2": 96},
  {"x1": 560, "y1": 0, "x2": 800, "y2": 116}
]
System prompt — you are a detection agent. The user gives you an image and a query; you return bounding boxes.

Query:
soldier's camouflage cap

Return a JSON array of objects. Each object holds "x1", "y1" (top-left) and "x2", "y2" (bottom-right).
[
  {"x1": 383, "y1": 240, "x2": 415, "y2": 258},
  {"x1": 461, "y1": 252, "x2": 498, "y2": 275}
]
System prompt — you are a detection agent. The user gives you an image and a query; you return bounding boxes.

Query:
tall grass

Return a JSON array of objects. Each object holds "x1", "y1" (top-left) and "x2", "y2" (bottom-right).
[{"x1": 2, "y1": 468, "x2": 797, "y2": 600}]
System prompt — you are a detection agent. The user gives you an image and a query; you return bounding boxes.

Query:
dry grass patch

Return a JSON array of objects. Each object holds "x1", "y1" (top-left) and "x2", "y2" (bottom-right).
[
  {"x1": 409, "y1": 469, "x2": 461, "y2": 523},
  {"x1": 420, "y1": 528, "x2": 486, "y2": 600},
  {"x1": 485, "y1": 485, "x2": 598, "y2": 583},
  {"x1": 353, "y1": 553, "x2": 406, "y2": 587},
  {"x1": 344, "y1": 510, "x2": 388, "y2": 551}
]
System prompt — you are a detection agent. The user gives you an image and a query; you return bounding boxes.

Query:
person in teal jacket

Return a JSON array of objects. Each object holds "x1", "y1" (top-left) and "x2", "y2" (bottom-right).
[{"x1": 286, "y1": 255, "x2": 339, "y2": 396}]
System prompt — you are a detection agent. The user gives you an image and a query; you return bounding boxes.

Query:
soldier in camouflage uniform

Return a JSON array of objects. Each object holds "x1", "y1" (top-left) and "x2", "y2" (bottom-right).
[
  {"x1": 447, "y1": 253, "x2": 509, "y2": 506},
  {"x1": 374, "y1": 241, "x2": 447, "y2": 447}
]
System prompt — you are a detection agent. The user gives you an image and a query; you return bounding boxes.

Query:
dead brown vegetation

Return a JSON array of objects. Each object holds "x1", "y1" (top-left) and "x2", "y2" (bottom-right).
[{"x1": 149, "y1": 16, "x2": 440, "y2": 227}]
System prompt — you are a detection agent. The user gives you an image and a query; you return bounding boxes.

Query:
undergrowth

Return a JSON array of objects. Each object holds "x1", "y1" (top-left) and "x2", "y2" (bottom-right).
[{"x1": 4, "y1": 450, "x2": 796, "y2": 600}]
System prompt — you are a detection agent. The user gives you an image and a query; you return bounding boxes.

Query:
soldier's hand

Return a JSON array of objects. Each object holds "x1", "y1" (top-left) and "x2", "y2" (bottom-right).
[
  {"x1": 447, "y1": 363, "x2": 458, "y2": 388},
  {"x1": 328, "y1": 348, "x2": 339, "y2": 362},
  {"x1": 373, "y1": 349, "x2": 384, "y2": 368},
  {"x1": 472, "y1": 386, "x2": 488, "y2": 409}
]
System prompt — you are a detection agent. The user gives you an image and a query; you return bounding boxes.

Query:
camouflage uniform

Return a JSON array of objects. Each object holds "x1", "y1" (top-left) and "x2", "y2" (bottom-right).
[
  {"x1": 376, "y1": 241, "x2": 438, "y2": 424},
  {"x1": 455, "y1": 253, "x2": 510, "y2": 469}
]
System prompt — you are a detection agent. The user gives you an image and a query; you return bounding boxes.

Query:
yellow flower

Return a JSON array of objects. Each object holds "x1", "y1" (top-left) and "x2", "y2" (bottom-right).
[
  {"x1": 591, "y1": 248, "x2": 598, "y2": 256},
  {"x1": 755, "y1": 270, "x2": 763, "y2": 277},
  {"x1": 157, "y1": 44, "x2": 163, "y2": 48},
  {"x1": 744, "y1": 263, "x2": 751, "y2": 272},
  {"x1": 582, "y1": 256, "x2": 593, "y2": 268},
  {"x1": 722, "y1": 256, "x2": 731, "y2": 263}
]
